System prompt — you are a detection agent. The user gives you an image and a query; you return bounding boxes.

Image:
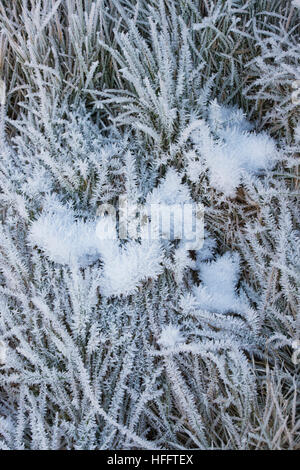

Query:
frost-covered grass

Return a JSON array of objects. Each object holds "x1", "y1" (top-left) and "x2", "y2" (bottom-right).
[{"x1": 0, "y1": 0, "x2": 299, "y2": 450}]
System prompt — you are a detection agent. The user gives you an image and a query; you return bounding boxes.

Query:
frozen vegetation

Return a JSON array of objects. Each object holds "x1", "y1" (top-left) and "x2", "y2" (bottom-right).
[{"x1": 0, "y1": 0, "x2": 299, "y2": 450}]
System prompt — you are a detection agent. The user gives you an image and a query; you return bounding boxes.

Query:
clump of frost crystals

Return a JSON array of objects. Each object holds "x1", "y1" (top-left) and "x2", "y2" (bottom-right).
[
  {"x1": 194, "y1": 251, "x2": 252, "y2": 315},
  {"x1": 292, "y1": 0, "x2": 300, "y2": 8},
  {"x1": 30, "y1": 206, "x2": 164, "y2": 297},
  {"x1": 146, "y1": 168, "x2": 200, "y2": 247},
  {"x1": 99, "y1": 236, "x2": 164, "y2": 298},
  {"x1": 29, "y1": 202, "x2": 101, "y2": 267},
  {"x1": 191, "y1": 102, "x2": 278, "y2": 197},
  {"x1": 95, "y1": 214, "x2": 164, "y2": 297},
  {"x1": 158, "y1": 325, "x2": 185, "y2": 349}
]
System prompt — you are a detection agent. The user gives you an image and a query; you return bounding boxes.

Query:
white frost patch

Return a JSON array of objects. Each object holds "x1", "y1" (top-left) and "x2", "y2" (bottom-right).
[
  {"x1": 0, "y1": 341, "x2": 6, "y2": 365},
  {"x1": 146, "y1": 168, "x2": 202, "y2": 247},
  {"x1": 194, "y1": 251, "x2": 250, "y2": 314},
  {"x1": 146, "y1": 168, "x2": 192, "y2": 206},
  {"x1": 158, "y1": 325, "x2": 185, "y2": 348},
  {"x1": 29, "y1": 205, "x2": 101, "y2": 267},
  {"x1": 29, "y1": 204, "x2": 164, "y2": 296},
  {"x1": 221, "y1": 128, "x2": 278, "y2": 173},
  {"x1": 192, "y1": 103, "x2": 278, "y2": 197},
  {"x1": 100, "y1": 238, "x2": 163, "y2": 297},
  {"x1": 295, "y1": 123, "x2": 300, "y2": 143}
]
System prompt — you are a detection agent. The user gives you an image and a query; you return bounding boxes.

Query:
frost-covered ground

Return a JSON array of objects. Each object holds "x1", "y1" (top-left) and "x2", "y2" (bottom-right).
[{"x1": 0, "y1": 0, "x2": 299, "y2": 450}]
